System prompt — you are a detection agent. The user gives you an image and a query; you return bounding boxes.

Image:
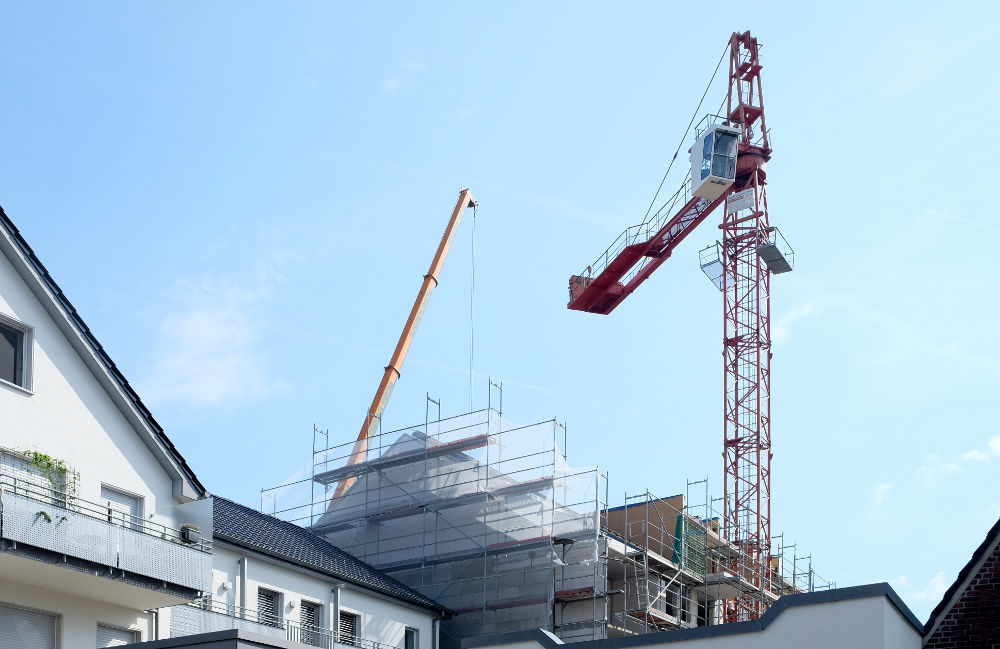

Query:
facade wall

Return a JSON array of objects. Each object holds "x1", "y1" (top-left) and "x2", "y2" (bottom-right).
[
  {"x1": 0, "y1": 249, "x2": 185, "y2": 530},
  {"x1": 201, "y1": 545, "x2": 436, "y2": 648},
  {"x1": 0, "y1": 233, "x2": 210, "y2": 644},
  {"x1": 923, "y1": 541, "x2": 1000, "y2": 649},
  {"x1": 0, "y1": 578, "x2": 153, "y2": 648},
  {"x1": 467, "y1": 597, "x2": 920, "y2": 649}
]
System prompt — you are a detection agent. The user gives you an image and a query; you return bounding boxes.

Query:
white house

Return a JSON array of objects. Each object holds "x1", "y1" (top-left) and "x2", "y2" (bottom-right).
[
  {"x1": 0, "y1": 207, "x2": 214, "y2": 647},
  {"x1": 0, "y1": 207, "x2": 449, "y2": 649},
  {"x1": 154, "y1": 496, "x2": 449, "y2": 649},
  {"x1": 461, "y1": 584, "x2": 923, "y2": 649}
]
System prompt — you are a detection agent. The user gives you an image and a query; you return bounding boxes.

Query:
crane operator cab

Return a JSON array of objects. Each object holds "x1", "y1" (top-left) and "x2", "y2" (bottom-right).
[{"x1": 690, "y1": 123, "x2": 741, "y2": 200}]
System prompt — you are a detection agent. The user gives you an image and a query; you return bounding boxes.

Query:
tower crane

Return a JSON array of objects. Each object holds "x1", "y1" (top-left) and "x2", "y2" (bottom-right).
[
  {"x1": 328, "y1": 188, "x2": 478, "y2": 507},
  {"x1": 566, "y1": 32, "x2": 793, "y2": 621}
]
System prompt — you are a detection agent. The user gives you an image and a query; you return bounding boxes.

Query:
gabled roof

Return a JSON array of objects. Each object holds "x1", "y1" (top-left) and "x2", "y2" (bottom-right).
[
  {"x1": 0, "y1": 206, "x2": 206, "y2": 498},
  {"x1": 212, "y1": 496, "x2": 449, "y2": 614},
  {"x1": 924, "y1": 514, "x2": 1000, "y2": 636}
]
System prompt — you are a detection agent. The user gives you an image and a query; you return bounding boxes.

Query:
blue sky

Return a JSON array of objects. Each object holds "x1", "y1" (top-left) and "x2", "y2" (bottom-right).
[{"x1": 2, "y1": 1, "x2": 998, "y2": 622}]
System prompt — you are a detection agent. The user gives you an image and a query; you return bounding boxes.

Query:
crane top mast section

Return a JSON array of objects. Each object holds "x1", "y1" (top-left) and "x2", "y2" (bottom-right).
[{"x1": 728, "y1": 31, "x2": 770, "y2": 191}]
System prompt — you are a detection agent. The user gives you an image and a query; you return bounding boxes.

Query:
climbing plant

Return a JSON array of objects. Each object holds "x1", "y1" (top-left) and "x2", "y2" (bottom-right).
[{"x1": 18, "y1": 449, "x2": 79, "y2": 500}]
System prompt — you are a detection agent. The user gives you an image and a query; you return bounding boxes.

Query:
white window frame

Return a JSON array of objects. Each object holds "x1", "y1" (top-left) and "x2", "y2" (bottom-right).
[
  {"x1": 299, "y1": 600, "x2": 323, "y2": 647},
  {"x1": 96, "y1": 622, "x2": 140, "y2": 646},
  {"x1": 405, "y1": 626, "x2": 419, "y2": 649},
  {"x1": 256, "y1": 587, "x2": 283, "y2": 628},
  {"x1": 0, "y1": 313, "x2": 33, "y2": 393},
  {"x1": 0, "y1": 600, "x2": 59, "y2": 649},
  {"x1": 339, "y1": 609, "x2": 360, "y2": 645}
]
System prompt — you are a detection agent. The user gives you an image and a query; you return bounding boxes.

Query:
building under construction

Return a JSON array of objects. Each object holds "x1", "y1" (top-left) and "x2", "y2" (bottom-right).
[
  {"x1": 263, "y1": 396, "x2": 831, "y2": 649},
  {"x1": 257, "y1": 31, "x2": 830, "y2": 649}
]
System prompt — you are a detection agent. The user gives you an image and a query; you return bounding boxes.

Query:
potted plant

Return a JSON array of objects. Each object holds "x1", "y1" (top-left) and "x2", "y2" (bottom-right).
[{"x1": 180, "y1": 523, "x2": 201, "y2": 544}]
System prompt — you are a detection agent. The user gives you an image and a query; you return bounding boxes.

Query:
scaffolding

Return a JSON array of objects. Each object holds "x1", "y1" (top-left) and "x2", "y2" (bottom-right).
[
  {"x1": 264, "y1": 394, "x2": 609, "y2": 649},
  {"x1": 602, "y1": 480, "x2": 834, "y2": 636},
  {"x1": 261, "y1": 396, "x2": 832, "y2": 648}
]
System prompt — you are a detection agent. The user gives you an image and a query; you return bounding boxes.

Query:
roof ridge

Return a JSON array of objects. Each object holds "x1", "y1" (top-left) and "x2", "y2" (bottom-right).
[{"x1": 0, "y1": 206, "x2": 206, "y2": 496}]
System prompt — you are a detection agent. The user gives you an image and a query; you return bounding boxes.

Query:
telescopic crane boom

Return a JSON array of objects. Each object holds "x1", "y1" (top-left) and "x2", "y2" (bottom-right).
[{"x1": 328, "y1": 188, "x2": 477, "y2": 507}]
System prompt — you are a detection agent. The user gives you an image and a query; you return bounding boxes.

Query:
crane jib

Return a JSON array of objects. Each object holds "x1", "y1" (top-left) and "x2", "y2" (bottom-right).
[{"x1": 566, "y1": 192, "x2": 728, "y2": 314}]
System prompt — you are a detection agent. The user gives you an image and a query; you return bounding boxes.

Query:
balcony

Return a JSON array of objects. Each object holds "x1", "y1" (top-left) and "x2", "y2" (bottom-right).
[
  {"x1": 170, "y1": 598, "x2": 400, "y2": 649},
  {"x1": 0, "y1": 472, "x2": 212, "y2": 609}
]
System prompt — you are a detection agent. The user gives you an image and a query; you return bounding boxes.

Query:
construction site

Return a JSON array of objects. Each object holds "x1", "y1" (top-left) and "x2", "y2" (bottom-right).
[
  {"x1": 263, "y1": 395, "x2": 831, "y2": 647},
  {"x1": 262, "y1": 30, "x2": 834, "y2": 649}
]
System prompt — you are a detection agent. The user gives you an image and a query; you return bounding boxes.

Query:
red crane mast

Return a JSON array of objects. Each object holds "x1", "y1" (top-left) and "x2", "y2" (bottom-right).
[{"x1": 568, "y1": 31, "x2": 790, "y2": 621}]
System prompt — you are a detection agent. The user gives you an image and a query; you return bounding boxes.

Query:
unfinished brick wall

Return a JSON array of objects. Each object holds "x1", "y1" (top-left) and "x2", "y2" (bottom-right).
[{"x1": 924, "y1": 541, "x2": 1000, "y2": 648}]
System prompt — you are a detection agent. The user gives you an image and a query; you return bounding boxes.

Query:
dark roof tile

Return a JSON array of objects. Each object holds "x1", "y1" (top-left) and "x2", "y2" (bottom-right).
[
  {"x1": 924, "y1": 514, "x2": 1000, "y2": 633},
  {"x1": 212, "y1": 496, "x2": 447, "y2": 614}
]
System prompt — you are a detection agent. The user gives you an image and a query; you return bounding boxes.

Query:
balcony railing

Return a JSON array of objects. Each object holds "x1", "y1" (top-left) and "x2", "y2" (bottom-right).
[
  {"x1": 172, "y1": 598, "x2": 401, "y2": 649},
  {"x1": 0, "y1": 471, "x2": 212, "y2": 592}
]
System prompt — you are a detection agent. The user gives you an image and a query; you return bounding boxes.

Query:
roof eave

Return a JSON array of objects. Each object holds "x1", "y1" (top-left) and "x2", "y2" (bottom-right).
[{"x1": 212, "y1": 532, "x2": 451, "y2": 615}]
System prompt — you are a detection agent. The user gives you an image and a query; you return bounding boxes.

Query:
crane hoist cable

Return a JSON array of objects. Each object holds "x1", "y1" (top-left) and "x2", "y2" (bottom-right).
[
  {"x1": 644, "y1": 43, "x2": 730, "y2": 222},
  {"x1": 468, "y1": 201, "x2": 477, "y2": 414}
]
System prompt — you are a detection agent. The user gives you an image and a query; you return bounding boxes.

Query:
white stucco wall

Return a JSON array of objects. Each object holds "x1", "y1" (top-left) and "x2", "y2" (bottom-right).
[
  {"x1": 883, "y1": 598, "x2": 923, "y2": 649},
  {"x1": 0, "y1": 232, "x2": 212, "y2": 645},
  {"x1": 207, "y1": 545, "x2": 437, "y2": 648},
  {"x1": 0, "y1": 578, "x2": 153, "y2": 648},
  {"x1": 0, "y1": 245, "x2": 184, "y2": 529}
]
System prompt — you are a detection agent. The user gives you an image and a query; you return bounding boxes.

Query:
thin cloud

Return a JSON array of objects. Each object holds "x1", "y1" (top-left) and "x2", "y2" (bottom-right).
[
  {"x1": 912, "y1": 571, "x2": 949, "y2": 602},
  {"x1": 381, "y1": 76, "x2": 403, "y2": 93},
  {"x1": 958, "y1": 434, "x2": 1000, "y2": 464},
  {"x1": 962, "y1": 449, "x2": 990, "y2": 462},
  {"x1": 872, "y1": 482, "x2": 892, "y2": 506},
  {"x1": 380, "y1": 57, "x2": 426, "y2": 94},
  {"x1": 915, "y1": 453, "x2": 962, "y2": 488},
  {"x1": 913, "y1": 435, "x2": 999, "y2": 489},
  {"x1": 772, "y1": 302, "x2": 814, "y2": 345},
  {"x1": 926, "y1": 209, "x2": 1000, "y2": 235},
  {"x1": 892, "y1": 572, "x2": 949, "y2": 604},
  {"x1": 142, "y1": 261, "x2": 287, "y2": 407}
]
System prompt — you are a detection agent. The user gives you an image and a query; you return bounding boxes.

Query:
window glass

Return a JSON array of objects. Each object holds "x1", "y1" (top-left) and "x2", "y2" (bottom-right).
[
  {"x1": 714, "y1": 131, "x2": 738, "y2": 157},
  {"x1": 700, "y1": 134, "x2": 714, "y2": 180},
  {"x1": 712, "y1": 154, "x2": 736, "y2": 180},
  {"x1": 0, "y1": 322, "x2": 22, "y2": 386},
  {"x1": 405, "y1": 627, "x2": 419, "y2": 649}
]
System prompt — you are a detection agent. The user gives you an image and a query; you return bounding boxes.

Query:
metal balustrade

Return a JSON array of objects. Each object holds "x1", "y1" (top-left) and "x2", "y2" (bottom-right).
[
  {"x1": 173, "y1": 598, "x2": 401, "y2": 649},
  {"x1": 0, "y1": 470, "x2": 212, "y2": 591}
]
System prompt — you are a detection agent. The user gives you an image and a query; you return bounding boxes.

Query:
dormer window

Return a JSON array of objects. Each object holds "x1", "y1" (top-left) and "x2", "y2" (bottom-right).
[{"x1": 0, "y1": 316, "x2": 31, "y2": 391}]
